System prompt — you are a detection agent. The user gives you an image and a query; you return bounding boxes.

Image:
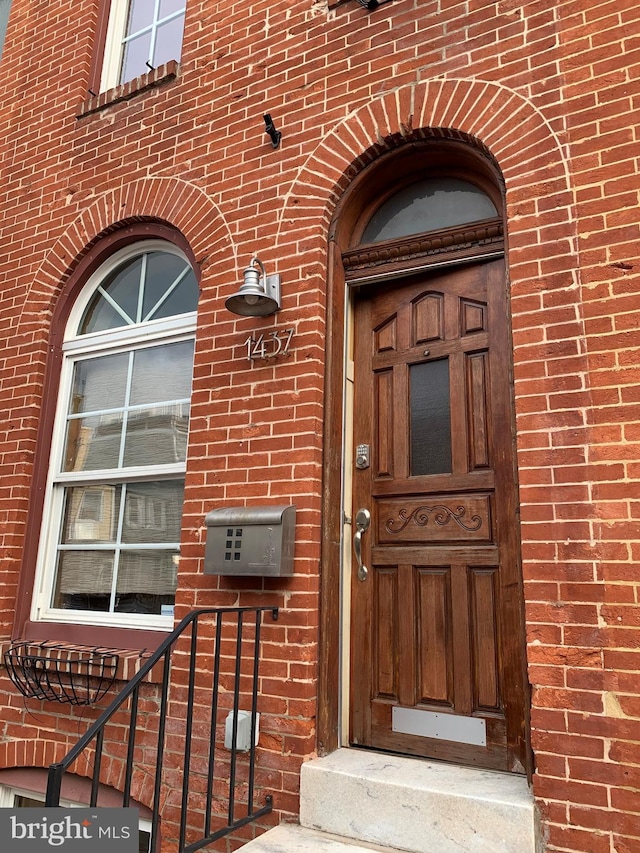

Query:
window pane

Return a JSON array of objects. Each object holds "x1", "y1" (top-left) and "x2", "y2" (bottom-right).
[
  {"x1": 127, "y1": 0, "x2": 155, "y2": 34},
  {"x1": 80, "y1": 257, "x2": 142, "y2": 334},
  {"x1": 410, "y1": 359, "x2": 452, "y2": 475},
  {"x1": 159, "y1": 0, "x2": 186, "y2": 17},
  {"x1": 64, "y1": 413, "x2": 124, "y2": 472},
  {"x1": 61, "y1": 485, "x2": 120, "y2": 543},
  {"x1": 52, "y1": 481, "x2": 181, "y2": 614},
  {"x1": 123, "y1": 403, "x2": 189, "y2": 466},
  {"x1": 142, "y1": 252, "x2": 198, "y2": 320},
  {"x1": 98, "y1": 255, "x2": 142, "y2": 322},
  {"x1": 361, "y1": 179, "x2": 499, "y2": 244},
  {"x1": 53, "y1": 551, "x2": 115, "y2": 609},
  {"x1": 15, "y1": 796, "x2": 48, "y2": 808},
  {"x1": 69, "y1": 353, "x2": 129, "y2": 413},
  {"x1": 130, "y1": 341, "x2": 194, "y2": 406},
  {"x1": 0, "y1": 0, "x2": 12, "y2": 59},
  {"x1": 152, "y1": 16, "x2": 185, "y2": 68},
  {"x1": 65, "y1": 406, "x2": 190, "y2": 471},
  {"x1": 78, "y1": 298, "x2": 125, "y2": 334},
  {"x1": 79, "y1": 253, "x2": 196, "y2": 334},
  {"x1": 139, "y1": 829, "x2": 151, "y2": 853},
  {"x1": 120, "y1": 31, "x2": 152, "y2": 82},
  {"x1": 122, "y1": 481, "x2": 184, "y2": 544},
  {"x1": 115, "y1": 551, "x2": 177, "y2": 614},
  {"x1": 64, "y1": 343, "x2": 193, "y2": 472}
]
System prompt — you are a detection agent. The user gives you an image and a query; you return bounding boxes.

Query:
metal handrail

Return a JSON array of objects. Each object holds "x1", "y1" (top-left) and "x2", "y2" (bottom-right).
[{"x1": 46, "y1": 606, "x2": 278, "y2": 852}]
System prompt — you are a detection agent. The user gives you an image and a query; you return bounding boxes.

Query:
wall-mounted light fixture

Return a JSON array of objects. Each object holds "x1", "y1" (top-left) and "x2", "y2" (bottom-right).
[{"x1": 225, "y1": 256, "x2": 281, "y2": 317}]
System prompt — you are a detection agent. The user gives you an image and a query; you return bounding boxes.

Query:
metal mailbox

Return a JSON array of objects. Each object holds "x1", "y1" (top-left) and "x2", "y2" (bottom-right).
[{"x1": 204, "y1": 505, "x2": 296, "y2": 576}]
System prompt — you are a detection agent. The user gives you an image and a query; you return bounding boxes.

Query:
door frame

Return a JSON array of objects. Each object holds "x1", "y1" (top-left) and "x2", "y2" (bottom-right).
[{"x1": 318, "y1": 139, "x2": 531, "y2": 775}]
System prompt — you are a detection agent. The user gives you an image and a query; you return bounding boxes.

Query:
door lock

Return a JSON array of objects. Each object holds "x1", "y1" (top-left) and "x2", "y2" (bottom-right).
[{"x1": 356, "y1": 444, "x2": 370, "y2": 469}]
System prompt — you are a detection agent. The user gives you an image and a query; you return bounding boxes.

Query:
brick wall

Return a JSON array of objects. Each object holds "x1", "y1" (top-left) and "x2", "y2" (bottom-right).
[{"x1": 0, "y1": 1, "x2": 639, "y2": 851}]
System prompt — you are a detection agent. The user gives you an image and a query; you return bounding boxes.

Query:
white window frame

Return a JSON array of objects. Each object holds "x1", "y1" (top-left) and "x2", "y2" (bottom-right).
[
  {"x1": 31, "y1": 241, "x2": 197, "y2": 632},
  {"x1": 101, "y1": 0, "x2": 187, "y2": 92},
  {"x1": 0, "y1": 784, "x2": 87, "y2": 809}
]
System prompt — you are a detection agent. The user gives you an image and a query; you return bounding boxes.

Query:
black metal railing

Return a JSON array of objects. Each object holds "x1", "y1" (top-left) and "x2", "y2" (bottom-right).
[{"x1": 46, "y1": 606, "x2": 278, "y2": 852}]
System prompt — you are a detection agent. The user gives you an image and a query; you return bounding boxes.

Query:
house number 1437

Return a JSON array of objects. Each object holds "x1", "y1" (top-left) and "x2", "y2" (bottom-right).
[{"x1": 244, "y1": 329, "x2": 294, "y2": 362}]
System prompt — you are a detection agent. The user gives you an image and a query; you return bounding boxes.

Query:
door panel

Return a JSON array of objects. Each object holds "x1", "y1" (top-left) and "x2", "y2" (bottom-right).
[
  {"x1": 416, "y1": 567, "x2": 453, "y2": 706},
  {"x1": 349, "y1": 259, "x2": 527, "y2": 773}
]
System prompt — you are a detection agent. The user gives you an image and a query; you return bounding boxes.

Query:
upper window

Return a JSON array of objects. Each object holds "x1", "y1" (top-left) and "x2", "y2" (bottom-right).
[
  {"x1": 0, "y1": 0, "x2": 12, "y2": 58},
  {"x1": 360, "y1": 178, "x2": 499, "y2": 244},
  {"x1": 101, "y1": 0, "x2": 187, "y2": 91},
  {"x1": 33, "y1": 242, "x2": 198, "y2": 631}
]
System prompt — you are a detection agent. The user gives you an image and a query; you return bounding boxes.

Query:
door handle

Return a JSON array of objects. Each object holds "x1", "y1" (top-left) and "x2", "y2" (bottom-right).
[{"x1": 354, "y1": 508, "x2": 371, "y2": 581}]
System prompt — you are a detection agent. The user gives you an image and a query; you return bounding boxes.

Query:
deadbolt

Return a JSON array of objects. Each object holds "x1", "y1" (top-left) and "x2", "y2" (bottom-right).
[{"x1": 356, "y1": 444, "x2": 370, "y2": 469}]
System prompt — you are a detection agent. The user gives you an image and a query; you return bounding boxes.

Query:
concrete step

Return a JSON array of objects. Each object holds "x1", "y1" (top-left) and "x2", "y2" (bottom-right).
[
  {"x1": 298, "y1": 748, "x2": 537, "y2": 853},
  {"x1": 241, "y1": 824, "x2": 413, "y2": 853}
]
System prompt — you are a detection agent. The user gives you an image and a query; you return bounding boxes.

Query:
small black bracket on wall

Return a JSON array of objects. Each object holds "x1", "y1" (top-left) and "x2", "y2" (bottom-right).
[
  {"x1": 356, "y1": 0, "x2": 393, "y2": 10},
  {"x1": 263, "y1": 114, "x2": 282, "y2": 149}
]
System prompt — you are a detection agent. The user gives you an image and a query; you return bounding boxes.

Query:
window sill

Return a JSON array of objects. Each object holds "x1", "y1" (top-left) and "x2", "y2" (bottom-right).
[
  {"x1": 15, "y1": 620, "x2": 169, "y2": 683},
  {"x1": 77, "y1": 60, "x2": 179, "y2": 118}
]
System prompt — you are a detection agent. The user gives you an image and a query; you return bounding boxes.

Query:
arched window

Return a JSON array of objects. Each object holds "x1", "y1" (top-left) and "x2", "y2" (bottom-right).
[
  {"x1": 33, "y1": 241, "x2": 198, "y2": 631},
  {"x1": 339, "y1": 145, "x2": 505, "y2": 287},
  {"x1": 360, "y1": 178, "x2": 499, "y2": 244}
]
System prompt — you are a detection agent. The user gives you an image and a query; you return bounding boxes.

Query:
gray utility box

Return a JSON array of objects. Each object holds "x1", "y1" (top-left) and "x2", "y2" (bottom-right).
[{"x1": 204, "y1": 505, "x2": 296, "y2": 577}]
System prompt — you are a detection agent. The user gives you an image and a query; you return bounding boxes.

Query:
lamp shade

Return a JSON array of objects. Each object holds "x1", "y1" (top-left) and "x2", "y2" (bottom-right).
[{"x1": 225, "y1": 258, "x2": 281, "y2": 316}]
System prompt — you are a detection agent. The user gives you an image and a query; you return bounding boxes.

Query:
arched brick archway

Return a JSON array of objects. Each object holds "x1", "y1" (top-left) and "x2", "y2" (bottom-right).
[
  {"x1": 279, "y1": 78, "x2": 578, "y2": 295},
  {"x1": 296, "y1": 79, "x2": 588, "y2": 767},
  {"x1": 20, "y1": 175, "x2": 235, "y2": 326}
]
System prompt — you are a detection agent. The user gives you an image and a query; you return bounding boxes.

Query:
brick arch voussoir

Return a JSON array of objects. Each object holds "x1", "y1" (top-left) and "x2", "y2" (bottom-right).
[
  {"x1": 22, "y1": 177, "x2": 234, "y2": 326},
  {"x1": 0, "y1": 738, "x2": 156, "y2": 812},
  {"x1": 278, "y1": 77, "x2": 573, "y2": 252},
  {"x1": 0, "y1": 739, "x2": 71, "y2": 775}
]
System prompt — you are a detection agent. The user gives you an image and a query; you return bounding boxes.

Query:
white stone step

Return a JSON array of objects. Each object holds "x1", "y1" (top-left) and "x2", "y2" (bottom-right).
[
  {"x1": 241, "y1": 824, "x2": 413, "y2": 853},
  {"x1": 298, "y1": 748, "x2": 536, "y2": 853}
]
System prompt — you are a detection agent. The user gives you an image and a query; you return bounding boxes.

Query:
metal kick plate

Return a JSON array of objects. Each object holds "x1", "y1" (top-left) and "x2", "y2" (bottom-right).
[{"x1": 392, "y1": 707, "x2": 487, "y2": 747}]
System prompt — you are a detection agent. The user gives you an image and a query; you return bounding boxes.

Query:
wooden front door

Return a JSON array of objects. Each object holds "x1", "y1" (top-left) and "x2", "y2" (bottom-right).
[{"x1": 349, "y1": 258, "x2": 528, "y2": 773}]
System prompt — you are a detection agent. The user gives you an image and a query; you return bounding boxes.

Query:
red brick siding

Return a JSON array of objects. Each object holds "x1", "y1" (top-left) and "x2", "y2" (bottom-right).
[{"x1": 0, "y1": 1, "x2": 638, "y2": 851}]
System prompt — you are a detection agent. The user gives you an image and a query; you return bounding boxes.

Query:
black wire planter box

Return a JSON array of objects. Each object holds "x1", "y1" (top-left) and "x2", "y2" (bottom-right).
[{"x1": 4, "y1": 641, "x2": 119, "y2": 705}]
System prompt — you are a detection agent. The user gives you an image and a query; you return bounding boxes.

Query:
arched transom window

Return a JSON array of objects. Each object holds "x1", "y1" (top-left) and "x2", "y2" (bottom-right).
[
  {"x1": 341, "y1": 152, "x2": 504, "y2": 286},
  {"x1": 34, "y1": 241, "x2": 198, "y2": 630},
  {"x1": 360, "y1": 177, "x2": 499, "y2": 244}
]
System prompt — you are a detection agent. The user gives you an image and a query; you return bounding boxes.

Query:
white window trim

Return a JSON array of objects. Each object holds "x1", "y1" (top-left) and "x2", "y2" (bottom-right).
[
  {"x1": 31, "y1": 242, "x2": 196, "y2": 632},
  {"x1": 101, "y1": 0, "x2": 130, "y2": 91}
]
